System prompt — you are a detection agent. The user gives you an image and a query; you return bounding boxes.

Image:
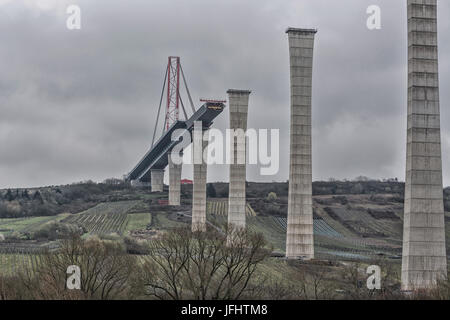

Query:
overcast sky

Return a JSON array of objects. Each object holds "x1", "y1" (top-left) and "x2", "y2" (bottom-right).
[{"x1": 1, "y1": 0, "x2": 449, "y2": 188}]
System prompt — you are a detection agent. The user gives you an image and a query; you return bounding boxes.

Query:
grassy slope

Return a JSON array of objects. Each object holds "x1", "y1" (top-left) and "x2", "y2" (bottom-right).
[
  {"x1": 0, "y1": 214, "x2": 70, "y2": 236},
  {"x1": 152, "y1": 212, "x2": 186, "y2": 230},
  {"x1": 125, "y1": 212, "x2": 152, "y2": 233}
]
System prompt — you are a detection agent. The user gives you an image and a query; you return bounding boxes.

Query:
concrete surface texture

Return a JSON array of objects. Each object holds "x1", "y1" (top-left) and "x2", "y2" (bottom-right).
[
  {"x1": 192, "y1": 130, "x2": 209, "y2": 232},
  {"x1": 150, "y1": 169, "x2": 164, "y2": 193},
  {"x1": 285, "y1": 28, "x2": 317, "y2": 260},
  {"x1": 227, "y1": 89, "x2": 251, "y2": 229},
  {"x1": 168, "y1": 153, "x2": 182, "y2": 206},
  {"x1": 402, "y1": 0, "x2": 447, "y2": 291}
]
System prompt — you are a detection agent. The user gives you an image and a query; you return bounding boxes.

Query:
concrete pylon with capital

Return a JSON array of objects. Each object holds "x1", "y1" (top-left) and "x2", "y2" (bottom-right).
[
  {"x1": 227, "y1": 89, "x2": 251, "y2": 229},
  {"x1": 192, "y1": 122, "x2": 209, "y2": 232},
  {"x1": 402, "y1": 0, "x2": 447, "y2": 291},
  {"x1": 168, "y1": 152, "x2": 182, "y2": 206},
  {"x1": 150, "y1": 169, "x2": 164, "y2": 193},
  {"x1": 285, "y1": 28, "x2": 317, "y2": 260}
]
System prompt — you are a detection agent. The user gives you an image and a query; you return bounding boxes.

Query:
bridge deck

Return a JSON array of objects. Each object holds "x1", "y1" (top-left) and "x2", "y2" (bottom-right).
[{"x1": 127, "y1": 102, "x2": 225, "y2": 182}]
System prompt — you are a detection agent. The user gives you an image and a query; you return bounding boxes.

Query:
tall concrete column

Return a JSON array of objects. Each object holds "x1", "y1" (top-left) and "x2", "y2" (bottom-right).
[
  {"x1": 192, "y1": 127, "x2": 208, "y2": 232},
  {"x1": 150, "y1": 169, "x2": 164, "y2": 192},
  {"x1": 227, "y1": 89, "x2": 251, "y2": 229},
  {"x1": 168, "y1": 153, "x2": 182, "y2": 206},
  {"x1": 402, "y1": 0, "x2": 447, "y2": 291},
  {"x1": 285, "y1": 28, "x2": 317, "y2": 260}
]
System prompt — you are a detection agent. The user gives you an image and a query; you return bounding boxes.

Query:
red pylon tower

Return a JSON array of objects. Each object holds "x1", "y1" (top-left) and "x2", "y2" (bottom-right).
[
  {"x1": 164, "y1": 56, "x2": 181, "y2": 131},
  {"x1": 151, "y1": 57, "x2": 197, "y2": 147}
]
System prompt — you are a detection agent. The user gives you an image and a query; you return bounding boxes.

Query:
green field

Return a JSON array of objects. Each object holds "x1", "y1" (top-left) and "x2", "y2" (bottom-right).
[
  {"x1": 125, "y1": 212, "x2": 152, "y2": 233},
  {"x1": 0, "y1": 201, "x2": 153, "y2": 240},
  {"x1": 152, "y1": 212, "x2": 186, "y2": 230},
  {"x1": 0, "y1": 214, "x2": 70, "y2": 236}
]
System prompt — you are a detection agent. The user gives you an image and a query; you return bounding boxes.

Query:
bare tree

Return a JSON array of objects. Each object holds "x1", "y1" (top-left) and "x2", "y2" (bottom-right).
[
  {"x1": 415, "y1": 272, "x2": 450, "y2": 300},
  {"x1": 259, "y1": 277, "x2": 302, "y2": 300},
  {"x1": 19, "y1": 235, "x2": 137, "y2": 300},
  {"x1": 135, "y1": 226, "x2": 269, "y2": 300},
  {"x1": 0, "y1": 275, "x2": 27, "y2": 300},
  {"x1": 287, "y1": 264, "x2": 336, "y2": 300}
]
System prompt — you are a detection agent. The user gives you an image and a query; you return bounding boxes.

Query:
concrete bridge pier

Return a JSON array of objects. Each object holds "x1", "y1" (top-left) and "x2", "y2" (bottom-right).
[
  {"x1": 285, "y1": 28, "x2": 317, "y2": 260},
  {"x1": 168, "y1": 153, "x2": 182, "y2": 206},
  {"x1": 402, "y1": 0, "x2": 447, "y2": 291},
  {"x1": 192, "y1": 126, "x2": 209, "y2": 232},
  {"x1": 227, "y1": 89, "x2": 251, "y2": 230},
  {"x1": 150, "y1": 169, "x2": 164, "y2": 193}
]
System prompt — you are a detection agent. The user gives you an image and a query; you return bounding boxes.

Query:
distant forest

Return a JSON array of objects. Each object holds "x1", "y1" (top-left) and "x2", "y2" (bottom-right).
[{"x1": 0, "y1": 179, "x2": 134, "y2": 218}]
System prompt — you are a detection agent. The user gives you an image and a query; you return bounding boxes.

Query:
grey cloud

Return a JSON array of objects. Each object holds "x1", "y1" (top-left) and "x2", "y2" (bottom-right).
[{"x1": 0, "y1": 0, "x2": 449, "y2": 188}]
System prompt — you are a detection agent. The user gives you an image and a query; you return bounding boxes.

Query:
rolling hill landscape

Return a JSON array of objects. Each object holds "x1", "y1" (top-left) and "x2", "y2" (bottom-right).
[{"x1": 1, "y1": 180, "x2": 449, "y2": 281}]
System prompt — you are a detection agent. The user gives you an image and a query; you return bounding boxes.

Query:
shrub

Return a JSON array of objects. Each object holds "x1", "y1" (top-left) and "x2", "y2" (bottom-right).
[
  {"x1": 124, "y1": 236, "x2": 149, "y2": 255},
  {"x1": 1, "y1": 275, "x2": 29, "y2": 300},
  {"x1": 5, "y1": 232, "x2": 24, "y2": 241},
  {"x1": 267, "y1": 192, "x2": 278, "y2": 201},
  {"x1": 32, "y1": 222, "x2": 84, "y2": 241},
  {"x1": 99, "y1": 232, "x2": 122, "y2": 241}
]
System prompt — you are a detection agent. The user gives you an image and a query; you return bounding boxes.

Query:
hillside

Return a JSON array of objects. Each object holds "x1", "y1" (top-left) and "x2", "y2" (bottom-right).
[{"x1": 1, "y1": 180, "x2": 449, "y2": 265}]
